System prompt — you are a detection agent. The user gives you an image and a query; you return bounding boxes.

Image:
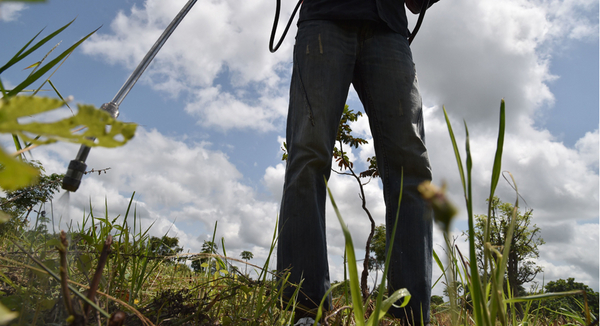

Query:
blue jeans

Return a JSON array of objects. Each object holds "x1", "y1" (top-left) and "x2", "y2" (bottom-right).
[{"x1": 277, "y1": 20, "x2": 433, "y2": 323}]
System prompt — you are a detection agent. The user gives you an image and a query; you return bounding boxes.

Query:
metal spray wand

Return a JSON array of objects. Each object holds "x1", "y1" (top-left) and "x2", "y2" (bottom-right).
[{"x1": 62, "y1": 0, "x2": 197, "y2": 192}]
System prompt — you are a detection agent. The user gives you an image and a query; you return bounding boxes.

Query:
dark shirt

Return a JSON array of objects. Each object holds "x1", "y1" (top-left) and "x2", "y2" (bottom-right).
[{"x1": 298, "y1": 0, "x2": 409, "y2": 37}]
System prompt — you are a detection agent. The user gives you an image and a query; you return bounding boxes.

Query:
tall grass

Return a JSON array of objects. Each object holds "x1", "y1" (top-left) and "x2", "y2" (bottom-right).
[
  {"x1": 321, "y1": 177, "x2": 410, "y2": 326},
  {"x1": 1, "y1": 100, "x2": 596, "y2": 325},
  {"x1": 0, "y1": 193, "x2": 303, "y2": 325},
  {"x1": 429, "y1": 100, "x2": 595, "y2": 326},
  {"x1": 316, "y1": 99, "x2": 595, "y2": 326}
]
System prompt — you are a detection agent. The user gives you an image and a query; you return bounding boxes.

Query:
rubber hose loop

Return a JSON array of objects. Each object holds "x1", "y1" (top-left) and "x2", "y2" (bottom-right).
[
  {"x1": 408, "y1": 0, "x2": 431, "y2": 45},
  {"x1": 269, "y1": 0, "x2": 303, "y2": 53}
]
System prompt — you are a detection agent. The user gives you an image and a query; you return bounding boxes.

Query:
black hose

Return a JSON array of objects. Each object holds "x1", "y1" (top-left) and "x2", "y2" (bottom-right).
[
  {"x1": 270, "y1": 0, "x2": 431, "y2": 52},
  {"x1": 269, "y1": 0, "x2": 303, "y2": 53},
  {"x1": 408, "y1": 0, "x2": 430, "y2": 45}
]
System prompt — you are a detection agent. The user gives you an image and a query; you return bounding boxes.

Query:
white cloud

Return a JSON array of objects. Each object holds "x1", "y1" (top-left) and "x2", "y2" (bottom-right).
[
  {"x1": 184, "y1": 86, "x2": 288, "y2": 131},
  {"x1": 34, "y1": 127, "x2": 280, "y2": 264},
  {"x1": 81, "y1": 0, "x2": 295, "y2": 131},
  {"x1": 537, "y1": 222, "x2": 599, "y2": 290},
  {"x1": 575, "y1": 129, "x2": 599, "y2": 169},
  {"x1": 0, "y1": 3, "x2": 26, "y2": 22}
]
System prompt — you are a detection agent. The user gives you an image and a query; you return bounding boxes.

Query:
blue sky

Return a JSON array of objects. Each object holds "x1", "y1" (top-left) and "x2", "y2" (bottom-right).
[{"x1": 1, "y1": 0, "x2": 598, "y2": 295}]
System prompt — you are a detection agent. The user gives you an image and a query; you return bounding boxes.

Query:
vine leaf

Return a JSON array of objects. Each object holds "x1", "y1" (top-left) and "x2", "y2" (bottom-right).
[{"x1": 0, "y1": 96, "x2": 137, "y2": 190}]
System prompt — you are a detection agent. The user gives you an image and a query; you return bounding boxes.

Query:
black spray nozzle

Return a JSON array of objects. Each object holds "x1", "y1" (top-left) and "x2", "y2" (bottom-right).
[
  {"x1": 62, "y1": 158, "x2": 88, "y2": 192},
  {"x1": 61, "y1": 103, "x2": 118, "y2": 192},
  {"x1": 62, "y1": 143, "x2": 91, "y2": 192},
  {"x1": 61, "y1": 103, "x2": 115, "y2": 192}
]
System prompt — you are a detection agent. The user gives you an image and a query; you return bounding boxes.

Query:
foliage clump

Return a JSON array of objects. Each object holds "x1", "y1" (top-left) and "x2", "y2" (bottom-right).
[{"x1": 473, "y1": 197, "x2": 545, "y2": 298}]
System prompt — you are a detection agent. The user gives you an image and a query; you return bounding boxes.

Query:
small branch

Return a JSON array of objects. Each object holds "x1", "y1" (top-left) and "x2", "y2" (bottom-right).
[
  {"x1": 336, "y1": 140, "x2": 376, "y2": 301},
  {"x1": 9, "y1": 238, "x2": 112, "y2": 319},
  {"x1": 324, "y1": 305, "x2": 352, "y2": 325},
  {"x1": 84, "y1": 235, "x2": 113, "y2": 318},
  {"x1": 12, "y1": 143, "x2": 41, "y2": 156},
  {"x1": 85, "y1": 167, "x2": 111, "y2": 175},
  {"x1": 58, "y1": 231, "x2": 76, "y2": 317},
  {"x1": 11, "y1": 126, "x2": 87, "y2": 157}
]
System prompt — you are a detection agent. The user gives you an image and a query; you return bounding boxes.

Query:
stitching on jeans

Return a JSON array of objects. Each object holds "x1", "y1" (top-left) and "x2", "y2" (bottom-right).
[
  {"x1": 294, "y1": 45, "x2": 315, "y2": 126},
  {"x1": 318, "y1": 34, "x2": 323, "y2": 54}
]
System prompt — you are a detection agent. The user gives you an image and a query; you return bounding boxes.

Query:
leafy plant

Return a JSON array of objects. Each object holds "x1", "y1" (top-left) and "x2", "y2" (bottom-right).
[
  {"x1": 542, "y1": 278, "x2": 599, "y2": 318},
  {"x1": 0, "y1": 18, "x2": 137, "y2": 191},
  {"x1": 0, "y1": 9, "x2": 137, "y2": 323},
  {"x1": 473, "y1": 197, "x2": 545, "y2": 301}
]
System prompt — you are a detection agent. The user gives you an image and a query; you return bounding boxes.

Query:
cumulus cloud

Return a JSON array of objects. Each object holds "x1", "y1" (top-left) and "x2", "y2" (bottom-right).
[
  {"x1": 412, "y1": 0, "x2": 597, "y2": 130},
  {"x1": 0, "y1": 3, "x2": 26, "y2": 22},
  {"x1": 575, "y1": 129, "x2": 599, "y2": 170},
  {"x1": 81, "y1": 0, "x2": 295, "y2": 131},
  {"x1": 538, "y1": 222, "x2": 599, "y2": 290},
  {"x1": 34, "y1": 127, "x2": 280, "y2": 264}
]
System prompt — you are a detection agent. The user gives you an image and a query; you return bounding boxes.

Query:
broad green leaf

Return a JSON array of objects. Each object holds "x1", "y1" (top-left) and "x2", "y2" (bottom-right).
[
  {"x1": 0, "y1": 96, "x2": 136, "y2": 147},
  {"x1": 0, "y1": 147, "x2": 39, "y2": 190},
  {"x1": 0, "y1": 302, "x2": 18, "y2": 326},
  {"x1": 80, "y1": 234, "x2": 94, "y2": 246},
  {"x1": 0, "y1": 211, "x2": 10, "y2": 223},
  {"x1": 46, "y1": 238, "x2": 62, "y2": 248},
  {"x1": 0, "y1": 95, "x2": 63, "y2": 119},
  {"x1": 38, "y1": 298, "x2": 57, "y2": 311}
]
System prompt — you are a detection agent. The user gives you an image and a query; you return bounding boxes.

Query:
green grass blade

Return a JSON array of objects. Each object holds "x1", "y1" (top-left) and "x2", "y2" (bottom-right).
[
  {"x1": 486, "y1": 101, "x2": 507, "y2": 323},
  {"x1": 371, "y1": 169, "x2": 405, "y2": 325},
  {"x1": 442, "y1": 106, "x2": 466, "y2": 195},
  {"x1": 0, "y1": 29, "x2": 45, "y2": 75},
  {"x1": 221, "y1": 237, "x2": 227, "y2": 257},
  {"x1": 48, "y1": 79, "x2": 73, "y2": 111},
  {"x1": 11, "y1": 134, "x2": 24, "y2": 158},
  {"x1": 326, "y1": 181, "x2": 364, "y2": 326},
  {"x1": 6, "y1": 26, "x2": 99, "y2": 97},
  {"x1": 504, "y1": 291, "x2": 588, "y2": 304},
  {"x1": 257, "y1": 218, "x2": 278, "y2": 282},
  {"x1": 0, "y1": 19, "x2": 75, "y2": 75},
  {"x1": 463, "y1": 122, "x2": 489, "y2": 326},
  {"x1": 0, "y1": 78, "x2": 7, "y2": 97},
  {"x1": 315, "y1": 283, "x2": 342, "y2": 324},
  {"x1": 483, "y1": 100, "x2": 506, "y2": 281},
  {"x1": 488, "y1": 99, "x2": 506, "y2": 199},
  {"x1": 372, "y1": 288, "x2": 411, "y2": 323},
  {"x1": 119, "y1": 192, "x2": 135, "y2": 244},
  {"x1": 431, "y1": 249, "x2": 445, "y2": 289}
]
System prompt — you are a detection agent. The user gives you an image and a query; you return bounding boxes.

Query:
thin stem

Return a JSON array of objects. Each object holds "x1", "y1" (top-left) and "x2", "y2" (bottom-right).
[
  {"x1": 58, "y1": 231, "x2": 75, "y2": 317},
  {"x1": 84, "y1": 235, "x2": 113, "y2": 317},
  {"x1": 337, "y1": 140, "x2": 376, "y2": 300}
]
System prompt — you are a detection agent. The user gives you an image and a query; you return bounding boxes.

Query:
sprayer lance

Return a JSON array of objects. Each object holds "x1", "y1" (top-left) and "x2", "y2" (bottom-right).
[{"x1": 61, "y1": 0, "x2": 198, "y2": 192}]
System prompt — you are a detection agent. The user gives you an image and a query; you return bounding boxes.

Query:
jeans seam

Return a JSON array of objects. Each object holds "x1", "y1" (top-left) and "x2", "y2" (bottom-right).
[{"x1": 293, "y1": 43, "x2": 316, "y2": 126}]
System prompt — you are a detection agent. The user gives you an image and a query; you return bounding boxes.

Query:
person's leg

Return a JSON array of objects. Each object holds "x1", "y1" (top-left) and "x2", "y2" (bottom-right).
[
  {"x1": 277, "y1": 20, "x2": 357, "y2": 314},
  {"x1": 352, "y1": 22, "x2": 433, "y2": 325}
]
